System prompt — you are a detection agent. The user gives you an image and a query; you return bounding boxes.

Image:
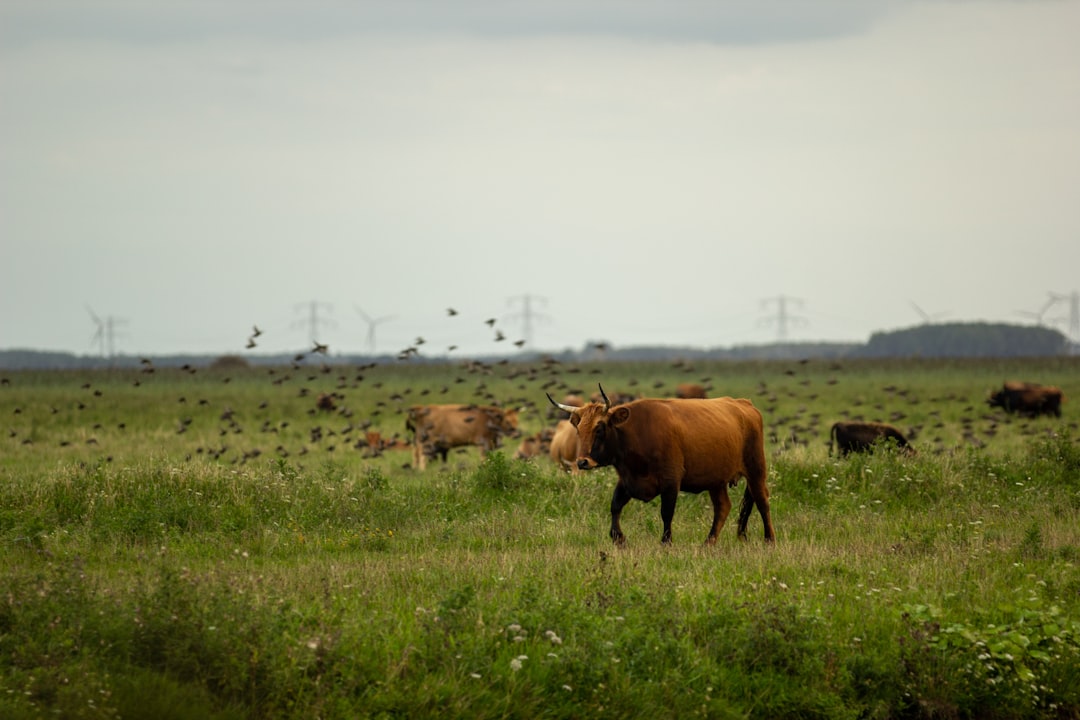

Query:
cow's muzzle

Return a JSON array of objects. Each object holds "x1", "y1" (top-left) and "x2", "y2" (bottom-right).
[{"x1": 577, "y1": 457, "x2": 597, "y2": 471}]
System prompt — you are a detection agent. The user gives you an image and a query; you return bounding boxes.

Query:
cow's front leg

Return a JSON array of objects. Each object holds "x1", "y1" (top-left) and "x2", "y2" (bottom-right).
[
  {"x1": 609, "y1": 482, "x2": 632, "y2": 545},
  {"x1": 659, "y1": 488, "x2": 678, "y2": 544},
  {"x1": 705, "y1": 485, "x2": 732, "y2": 545}
]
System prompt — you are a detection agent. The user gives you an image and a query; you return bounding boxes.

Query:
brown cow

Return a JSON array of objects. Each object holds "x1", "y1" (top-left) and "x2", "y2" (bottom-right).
[
  {"x1": 675, "y1": 383, "x2": 707, "y2": 399},
  {"x1": 829, "y1": 421, "x2": 914, "y2": 457},
  {"x1": 548, "y1": 419, "x2": 579, "y2": 472},
  {"x1": 987, "y1": 381, "x2": 1064, "y2": 418},
  {"x1": 548, "y1": 385, "x2": 774, "y2": 545},
  {"x1": 406, "y1": 404, "x2": 521, "y2": 470}
]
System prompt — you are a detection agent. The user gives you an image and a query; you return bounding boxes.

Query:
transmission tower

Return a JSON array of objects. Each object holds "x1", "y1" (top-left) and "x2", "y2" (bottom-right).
[
  {"x1": 292, "y1": 301, "x2": 335, "y2": 347},
  {"x1": 85, "y1": 305, "x2": 126, "y2": 359},
  {"x1": 759, "y1": 295, "x2": 807, "y2": 341},
  {"x1": 354, "y1": 306, "x2": 395, "y2": 354},
  {"x1": 1049, "y1": 290, "x2": 1080, "y2": 343},
  {"x1": 505, "y1": 293, "x2": 550, "y2": 349}
]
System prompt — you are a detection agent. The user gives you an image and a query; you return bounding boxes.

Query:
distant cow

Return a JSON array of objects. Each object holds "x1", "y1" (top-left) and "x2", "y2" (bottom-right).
[
  {"x1": 987, "y1": 381, "x2": 1064, "y2": 418},
  {"x1": 548, "y1": 385, "x2": 774, "y2": 545},
  {"x1": 675, "y1": 383, "x2": 707, "y2": 399},
  {"x1": 547, "y1": 419, "x2": 579, "y2": 472},
  {"x1": 590, "y1": 389, "x2": 639, "y2": 406},
  {"x1": 514, "y1": 426, "x2": 557, "y2": 460},
  {"x1": 315, "y1": 392, "x2": 337, "y2": 412},
  {"x1": 830, "y1": 421, "x2": 914, "y2": 457},
  {"x1": 406, "y1": 404, "x2": 521, "y2": 470}
]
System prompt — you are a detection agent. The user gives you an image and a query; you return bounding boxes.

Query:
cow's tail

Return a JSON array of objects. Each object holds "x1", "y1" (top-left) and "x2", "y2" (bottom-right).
[{"x1": 828, "y1": 423, "x2": 838, "y2": 457}]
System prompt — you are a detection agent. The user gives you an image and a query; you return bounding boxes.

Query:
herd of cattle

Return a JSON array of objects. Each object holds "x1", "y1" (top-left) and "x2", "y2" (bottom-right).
[{"x1": 399, "y1": 379, "x2": 1065, "y2": 545}]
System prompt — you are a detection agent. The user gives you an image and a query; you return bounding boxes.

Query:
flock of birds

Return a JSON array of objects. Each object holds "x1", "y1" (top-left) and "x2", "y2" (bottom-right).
[{"x1": 4, "y1": 308, "x2": 1074, "y2": 469}]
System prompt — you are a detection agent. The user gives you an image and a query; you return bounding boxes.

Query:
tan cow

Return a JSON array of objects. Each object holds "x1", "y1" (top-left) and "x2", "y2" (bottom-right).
[
  {"x1": 675, "y1": 383, "x2": 708, "y2": 399},
  {"x1": 548, "y1": 419, "x2": 579, "y2": 472},
  {"x1": 549, "y1": 385, "x2": 774, "y2": 545},
  {"x1": 406, "y1": 404, "x2": 521, "y2": 470}
]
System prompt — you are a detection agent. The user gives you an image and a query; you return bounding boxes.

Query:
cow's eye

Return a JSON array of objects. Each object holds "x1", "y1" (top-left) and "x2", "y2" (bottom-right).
[{"x1": 591, "y1": 422, "x2": 606, "y2": 453}]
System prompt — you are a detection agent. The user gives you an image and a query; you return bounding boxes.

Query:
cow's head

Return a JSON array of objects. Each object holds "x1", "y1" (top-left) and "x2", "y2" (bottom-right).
[{"x1": 547, "y1": 384, "x2": 629, "y2": 470}]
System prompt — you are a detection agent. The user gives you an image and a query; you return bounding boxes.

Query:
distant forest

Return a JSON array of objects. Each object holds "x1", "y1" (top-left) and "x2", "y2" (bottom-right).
[{"x1": 0, "y1": 323, "x2": 1073, "y2": 370}]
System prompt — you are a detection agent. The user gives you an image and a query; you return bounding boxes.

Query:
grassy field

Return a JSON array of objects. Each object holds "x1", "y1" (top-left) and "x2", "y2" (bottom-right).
[{"x1": 2, "y1": 356, "x2": 1078, "y2": 719}]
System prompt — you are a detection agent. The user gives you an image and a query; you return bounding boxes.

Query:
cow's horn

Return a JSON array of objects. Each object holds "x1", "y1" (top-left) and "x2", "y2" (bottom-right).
[
  {"x1": 546, "y1": 392, "x2": 580, "y2": 414},
  {"x1": 598, "y1": 383, "x2": 611, "y2": 411}
]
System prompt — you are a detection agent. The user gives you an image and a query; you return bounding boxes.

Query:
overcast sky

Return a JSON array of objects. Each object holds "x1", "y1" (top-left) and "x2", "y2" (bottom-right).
[{"x1": 2, "y1": 0, "x2": 1078, "y2": 358}]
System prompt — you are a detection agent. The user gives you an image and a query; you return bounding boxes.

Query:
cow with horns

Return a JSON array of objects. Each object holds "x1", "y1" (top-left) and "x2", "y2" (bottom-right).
[{"x1": 547, "y1": 385, "x2": 775, "y2": 545}]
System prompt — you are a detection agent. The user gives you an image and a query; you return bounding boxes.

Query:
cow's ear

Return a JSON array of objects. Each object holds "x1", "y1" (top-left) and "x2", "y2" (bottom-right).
[
  {"x1": 611, "y1": 407, "x2": 631, "y2": 426},
  {"x1": 569, "y1": 413, "x2": 581, "y2": 428}
]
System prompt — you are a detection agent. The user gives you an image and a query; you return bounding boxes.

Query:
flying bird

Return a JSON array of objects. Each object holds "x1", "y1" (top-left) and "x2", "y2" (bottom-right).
[
  {"x1": 252, "y1": 325, "x2": 263, "y2": 337},
  {"x1": 246, "y1": 338, "x2": 257, "y2": 349},
  {"x1": 485, "y1": 318, "x2": 496, "y2": 327},
  {"x1": 494, "y1": 330, "x2": 505, "y2": 342},
  {"x1": 447, "y1": 308, "x2": 458, "y2": 316},
  {"x1": 312, "y1": 341, "x2": 329, "y2": 355}
]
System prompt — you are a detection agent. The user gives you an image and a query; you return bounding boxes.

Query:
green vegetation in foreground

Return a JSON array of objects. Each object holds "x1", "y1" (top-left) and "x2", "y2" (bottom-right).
[{"x1": 1, "y1": 358, "x2": 1078, "y2": 718}]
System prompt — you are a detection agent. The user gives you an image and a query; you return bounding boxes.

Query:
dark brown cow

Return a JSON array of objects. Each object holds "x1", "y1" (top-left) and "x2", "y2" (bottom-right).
[
  {"x1": 406, "y1": 404, "x2": 521, "y2": 470},
  {"x1": 548, "y1": 386, "x2": 774, "y2": 545},
  {"x1": 548, "y1": 419, "x2": 579, "y2": 472},
  {"x1": 987, "y1": 381, "x2": 1064, "y2": 418},
  {"x1": 829, "y1": 421, "x2": 914, "y2": 457},
  {"x1": 675, "y1": 383, "x2": 707, "y2": 399}
]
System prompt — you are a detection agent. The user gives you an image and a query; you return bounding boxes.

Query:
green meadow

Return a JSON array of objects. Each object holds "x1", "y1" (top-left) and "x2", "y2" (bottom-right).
[{"x1": 1, "y1": 356, "x2": 1078, "y2": 719}]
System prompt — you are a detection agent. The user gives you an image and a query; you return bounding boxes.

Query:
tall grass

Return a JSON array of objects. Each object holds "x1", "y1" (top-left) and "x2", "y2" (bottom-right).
[{"x1": 1, "y1": 358, "x2": 1078, "y2": 718}]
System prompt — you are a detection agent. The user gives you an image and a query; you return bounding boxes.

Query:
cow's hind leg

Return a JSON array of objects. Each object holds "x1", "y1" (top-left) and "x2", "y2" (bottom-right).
[
  {"x1": 736, "y1": 484, "x2": 775, "y2": 542},
  {"x1": 705, "y1": 486, "x2": 732, "y2": 545}
]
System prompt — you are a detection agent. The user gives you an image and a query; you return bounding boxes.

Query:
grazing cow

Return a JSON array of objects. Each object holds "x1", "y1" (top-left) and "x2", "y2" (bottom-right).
[
  {"x1": 315, "y1": 392, "x2": 337, "y2": 412},
  {"x1": 829, "y1": 421, "x2": 914, "y2": 457},
  {"x1": 548, "y1": 419, "x2": 579, "y2": 472},
  {"x1": 675, "y1": 383, "x2": 708, "y2": 399},
  {"x1": 987, "y1": 381, "x2": 1064, "y2": 418},
  {"x1": 406, "y1": 404, "x2": 521, "y2": 470},
  {"x1": 548, "y1": 385, "x2": 774, "y2": 545}
]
